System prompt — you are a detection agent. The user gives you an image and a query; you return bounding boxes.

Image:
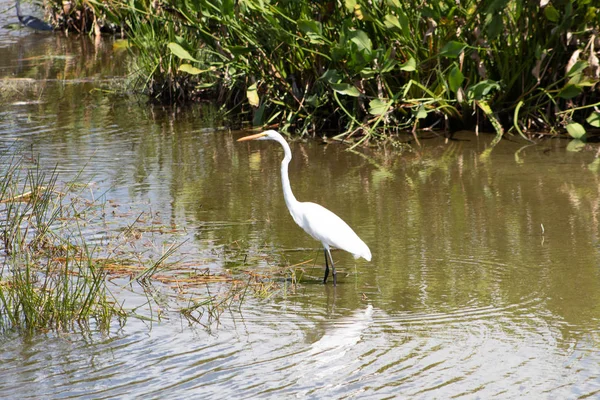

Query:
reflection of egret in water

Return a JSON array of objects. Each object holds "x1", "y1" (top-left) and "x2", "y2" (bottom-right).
[
  {"x1": 286, "y1": 305, "x2": 376, "y2": 398},
  {"x1": 16, "y1": 0, "x2": 53, "y2": 31},
  {"x1": 304, "y1": 305, "x2": 374, "y2": 374},
  {"x1": 310, "y1": 305, "x2": 374, "y2": 355}
]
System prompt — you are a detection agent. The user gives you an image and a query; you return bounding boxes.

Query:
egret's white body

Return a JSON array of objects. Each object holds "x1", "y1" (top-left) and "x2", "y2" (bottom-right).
[{"x1": 238, "y1": 130, "x2": 371, "y2": 285}]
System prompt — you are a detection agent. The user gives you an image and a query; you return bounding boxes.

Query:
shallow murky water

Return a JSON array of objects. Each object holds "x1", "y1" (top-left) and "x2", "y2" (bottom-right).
[{"x1": 2, "y1": 8, "x2": 600, "y2": 399}]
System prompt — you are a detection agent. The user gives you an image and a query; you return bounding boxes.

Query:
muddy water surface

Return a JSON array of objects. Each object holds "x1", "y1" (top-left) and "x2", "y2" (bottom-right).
[{"x1": 1, "y1": 6, "x2": 600, "y2": 398}]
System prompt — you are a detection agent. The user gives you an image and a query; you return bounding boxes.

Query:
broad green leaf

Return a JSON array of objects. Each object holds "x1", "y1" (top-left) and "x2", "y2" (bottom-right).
[
  {"x1": 440, "y1": 41, "x2": 467, "y2": 58},
  {"x1": 247, "y1": 83, "x2": 259, "y2": 107},
  {"x1": 558, "y1": 84, "x2": 582, "y2": 99},
  {"x1": 369, "y1": 99, "x2": 389, "y2": 115},
  {"x1": 396, "y1": 10, "x2": 410, "y2": 37},
  {"x1": 178, "y1": 64, "x2": 203, "y2": 75},
  {"x1": 544, "y1": 5, "x2": 560, "y2": 22},
  {"x1": 221, "y1": 0, "x2": 234, "y2": 16},
  {"x1": 467, "y1": 80, "x2": 500, "y2": 100},
  {"x1": 400, "y1": 57, "x2": 416, "y2": 71},
  {"x1": 167, "y1": 42, "x2": 199, "y2": 62},
  {"x1": 298, "y1": 19, "x2": 324, "y2": 44},
  {"x1": 384, "y1": 14, "x2": 401, "y2": 30},
  {"x1": 566, "y1": 122, "x2": 586, "y2": 139},
  {"x1": 381, "y1": 58, "x2": 397, "y2": 73},
  {"x1": 360, "y1": 68, "x2": 377, "y2": 78},
  {"x1": 306, "y1": 94, "x2": 319, "y2": 107},
  {"x1": 349, "y1": 30, "x2": 372, "y2": 55},
  {"x1": 586, "y1": 111, "x2": 600, "y2": 127},
  {"x1": 320, "y1": 69, "x2": 342, "y2": 84},
  {"x1": 414, "y1": 105, "x2": 427, "y2": 119},
  {"x1": 449, "y1": 64, "x2": 464, "y2": 93},
  {"x1": 344, "y1": 0, "x2": 357, "y2": 12},
  {"x1": 331, "y1": 45, "x2": 347, "y2": 62},
  {"x1": 567, "y1": 60, "x2": 588, "y2": 77},
  {"x1": 330, "y1": 83, "x2": 360, "y2": 97},
  {"x1": 486, "y1": 13, "x2": 503, "y2": 40}
]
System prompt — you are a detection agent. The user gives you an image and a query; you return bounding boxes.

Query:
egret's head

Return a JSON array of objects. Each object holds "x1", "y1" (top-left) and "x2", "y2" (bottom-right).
[{"x1": 237, "y1": 130, "x2": 281, "y2": 142}]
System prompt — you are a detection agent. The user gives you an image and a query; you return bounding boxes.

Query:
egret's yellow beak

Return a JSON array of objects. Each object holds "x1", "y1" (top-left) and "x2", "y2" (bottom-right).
[{"x1": 237, "y1": 132, "x2": 268, "y2": 142}]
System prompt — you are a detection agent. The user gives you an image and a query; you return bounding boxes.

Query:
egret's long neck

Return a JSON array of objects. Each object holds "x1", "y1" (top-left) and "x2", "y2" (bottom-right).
[{"x1": 276, "y1": 136, "x2": 299, "y2": 211}]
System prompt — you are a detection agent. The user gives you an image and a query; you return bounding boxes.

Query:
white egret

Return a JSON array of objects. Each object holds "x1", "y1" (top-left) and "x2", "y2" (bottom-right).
[{"x1": 237, "y1": 130, "x2": 371, "y2": 285}]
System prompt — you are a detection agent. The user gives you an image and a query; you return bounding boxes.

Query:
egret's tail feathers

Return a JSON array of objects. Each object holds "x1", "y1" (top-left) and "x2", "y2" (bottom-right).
[
  {"x1": 352, "y1": 243, "x2": 372, "y2": 262},
  {"x1": 362, "y1": 248, "x2": 372, "y2": 262}
]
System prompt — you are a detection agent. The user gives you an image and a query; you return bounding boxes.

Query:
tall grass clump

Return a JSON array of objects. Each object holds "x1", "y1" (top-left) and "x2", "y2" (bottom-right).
[{"x1": 0, "y1": 155, "x2": 125, "y2": 334}]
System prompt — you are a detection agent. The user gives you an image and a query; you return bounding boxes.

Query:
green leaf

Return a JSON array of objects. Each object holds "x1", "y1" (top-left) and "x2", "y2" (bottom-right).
[
  {"x1": 320, "y1": 69, "x2": 342, "y2": 84},
  {"x1": 330, "y1": 83, "x2": 360, "y2": 97},
  {"x1": 586, "y1": 111, "x2": 600, "y2": 127},
  {"x1": 178, "y1": 64, "x2": 203, "y2": 75},
  {"x1": 467, "y1": 80, "x2": 500, "y2": 100},
  {"x1": 544, "y1": 5, "x2": 560, "y2": 22},
  {"x1": 558, "y1": 84, "x2": 582, "y2": 99},
  {"x1": 414, "y1": 105, "x2": 427, "y2": 119},
  {"x1": 566, "y1": 122, "x2": 586, "y2": 139},
  {"x1": 360, "y1": 68, "x2": 377, "y2": 78},
  {"x1": 228, "y1": 46, "x2": 252, "y2": 56},
  {"x1": 298, "y1": 19, "x2": 324, "y2": 44},
  {"x1": 567, "y1": 60, "x2": 588, "y2": 77},
  {"x1": 344, "y1": 0, "x2": 357, "y2": 12},
  {"x1": 440, "y1": 41, "x2": 467, "y2": 58},
  {"x1": 384, "y1": 14, "x2": 401, "y2": 30},
  {"x1": 247, "y1": 83, "x2": 259, "y2": 107},
  {"x1": 486, "y1": 13, "x2": 503, "y2": 40},
  {"x1": 167, "y1": 42, "x2": 199, "y2": 62},
  {"x1": 399, "y1": 57, "x2": 416, "y2": 71},
  {"x1": 349, "y1": 30, "x2": 372, "y2": 55},
  {"x1": 396, "y1": 10, "x2": 410, "y2": 37},
  {"x1": 381, "y1": 59, "x2": 397, "y2": 73},
  {"x1": 306, "y1": 94, "x2": 319, "y2": 107},
  {"x1": 448, "y1": 65, "x2": 464, "y2": 93},
  {"x1": 221, "y1": 0, "x2": 234, "y2": 17},
  {"x1": 369, "y1": 99, "x2": 389, "y2": 115},
  {"x1": 298, "y1": 19, "x2": 323, "y2": 35}
]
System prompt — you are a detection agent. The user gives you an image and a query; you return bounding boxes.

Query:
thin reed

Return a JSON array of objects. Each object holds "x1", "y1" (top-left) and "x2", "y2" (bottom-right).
[{"x1": 0, "y1": 154, "x2": 125, "y2": 334}]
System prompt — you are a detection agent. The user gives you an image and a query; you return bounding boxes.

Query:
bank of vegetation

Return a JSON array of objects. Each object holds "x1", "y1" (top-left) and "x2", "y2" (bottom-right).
[{"x1": 44, "y1": 0, "x2": 600, "y2": 141}]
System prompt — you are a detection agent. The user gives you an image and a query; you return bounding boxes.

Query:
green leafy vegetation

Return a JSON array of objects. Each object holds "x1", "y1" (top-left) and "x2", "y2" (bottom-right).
[{"x1": 45, "y1": 0, "x2": 600, "y2": 140}]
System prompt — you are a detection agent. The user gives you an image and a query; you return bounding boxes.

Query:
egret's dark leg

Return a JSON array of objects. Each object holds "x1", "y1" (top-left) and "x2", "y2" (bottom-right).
[
  {"x1": 323, "y1": 248, "x2": 330, "y2": 284},
  {"x1": 325, "y1": 248, "x2": 337, "y2": 286}
]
